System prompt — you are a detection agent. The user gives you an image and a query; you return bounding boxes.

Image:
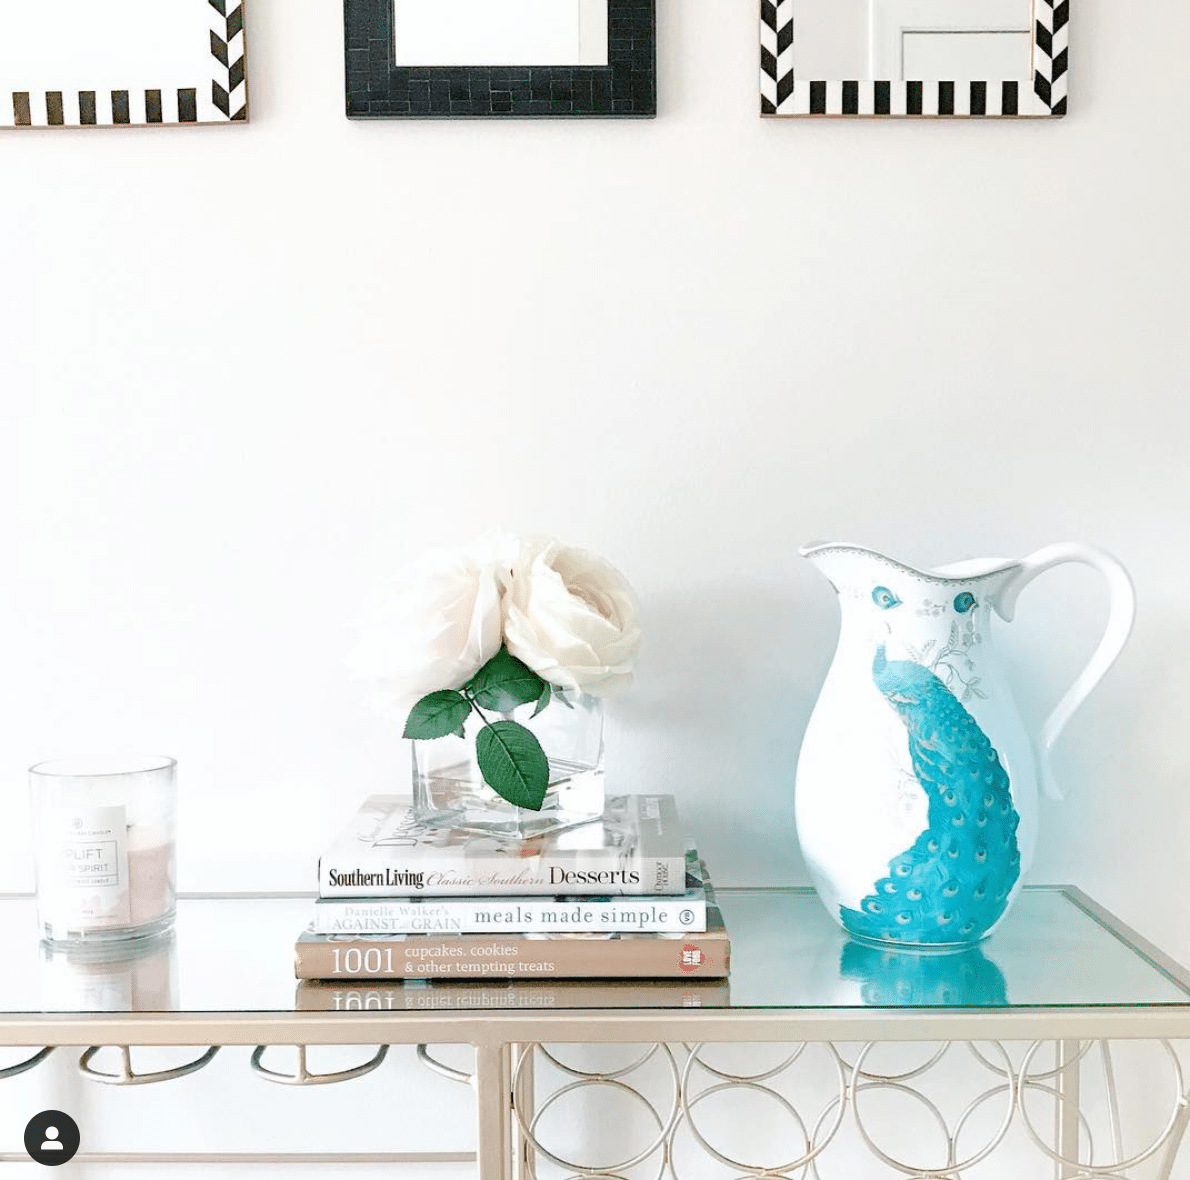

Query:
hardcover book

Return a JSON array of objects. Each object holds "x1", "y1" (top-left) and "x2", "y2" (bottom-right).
[
  {"x1": 296, "y1": 977, "x2": 730, "y2": 1011},
  {"x1": 312, "y1": 849, "x2": 708, "y2": 934},
  {"x1": 318, "y1": 794, "x2": 688, "y2": 899},
  {"x1": 295, "y1": 860, "x2": 729, "y2": 981}
]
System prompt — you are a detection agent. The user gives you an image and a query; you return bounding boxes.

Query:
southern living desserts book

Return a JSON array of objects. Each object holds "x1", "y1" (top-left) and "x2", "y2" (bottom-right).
[
  {"x1": 296, "y1": 977, "x2": 730, "y2": 1011},
  {"x1": 295, "y1": 861, "x2": 729, "y2": 980},
  {"x1": 313, "y1": 849, "x2": 708, "y2": 934},
  {"x1": 318, "y1": 794, "x2": 687, "y2": 898}
]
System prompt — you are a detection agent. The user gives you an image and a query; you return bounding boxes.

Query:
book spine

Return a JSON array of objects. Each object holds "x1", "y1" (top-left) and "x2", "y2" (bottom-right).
[
  {"x1": 318, "y1": 853, "x2": 687, "y2": 898},
  {"x1": 294, "y1": 933, "x2": 730, "y2": 981},
  {"x1": 312, "y1": 896, "x2": 707, "y2": 935}
]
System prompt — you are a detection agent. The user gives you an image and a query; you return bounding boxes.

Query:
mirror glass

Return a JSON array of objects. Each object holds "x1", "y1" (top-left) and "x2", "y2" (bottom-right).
[
  {"x1": 794, "y1": 0, "x2": 1033, "y2": 81},
  {"x1": 393, "y1": 0, "x2": 609, "y2": 67},
  {"x1": 0, "y1": 0, "x2": 203, "y2": 86}
]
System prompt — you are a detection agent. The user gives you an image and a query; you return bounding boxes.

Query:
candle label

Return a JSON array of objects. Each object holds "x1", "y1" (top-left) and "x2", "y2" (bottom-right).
[{"x1": 38, "y1": 806, "x2": 131, "y2": 930}]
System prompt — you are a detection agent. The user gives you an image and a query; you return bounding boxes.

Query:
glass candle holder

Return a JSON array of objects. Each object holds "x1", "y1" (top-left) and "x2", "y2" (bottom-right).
[{"x1": 29, "y1": 756, "x2": 177, "y2": 944}]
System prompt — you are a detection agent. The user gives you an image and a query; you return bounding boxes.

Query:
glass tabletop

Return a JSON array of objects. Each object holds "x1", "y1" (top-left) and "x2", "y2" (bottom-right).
[{"x1": 0, "y1": 886, "x2": 1187, "y2": 1015}]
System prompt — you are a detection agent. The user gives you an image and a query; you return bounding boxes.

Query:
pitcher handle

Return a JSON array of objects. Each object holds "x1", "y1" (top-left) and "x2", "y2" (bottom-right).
[{"x1": 995, "y1": 543, "x2": 1136, "y2": 801}]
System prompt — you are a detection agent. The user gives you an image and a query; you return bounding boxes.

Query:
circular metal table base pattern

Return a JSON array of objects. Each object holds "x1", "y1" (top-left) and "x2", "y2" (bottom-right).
[
  {"x1": 3, "y1": 1037, "x2": 1189, "y2": 1177},
  {"x1": 502, "y1": 1040, "x2": 1190, "y2": 1179}
]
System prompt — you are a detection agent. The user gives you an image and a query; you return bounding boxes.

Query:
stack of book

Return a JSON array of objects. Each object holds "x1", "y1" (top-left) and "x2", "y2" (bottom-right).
[{"x1": 294, "y1": 793, "x2": 730, "y2": 984}]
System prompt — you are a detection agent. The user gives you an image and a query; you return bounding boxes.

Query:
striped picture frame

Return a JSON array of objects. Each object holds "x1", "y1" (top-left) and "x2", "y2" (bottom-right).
[
  {"x1": 761, "y1": 0, "x2": 1067, "y2": 118},
  {"x1": 1, "y1": 0, "x2": 248, "y2": 129}
]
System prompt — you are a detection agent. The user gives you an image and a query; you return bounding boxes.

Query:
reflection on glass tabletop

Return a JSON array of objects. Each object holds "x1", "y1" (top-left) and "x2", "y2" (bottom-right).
[{"x1": 0, "y1": 887, "x2": 1187, "y2": 1015}]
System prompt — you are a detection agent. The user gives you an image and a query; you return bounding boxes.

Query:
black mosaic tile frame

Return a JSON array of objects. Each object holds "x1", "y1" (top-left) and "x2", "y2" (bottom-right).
[{"x1": 345, "y1": 0, "x2": 655, "y2": 119}]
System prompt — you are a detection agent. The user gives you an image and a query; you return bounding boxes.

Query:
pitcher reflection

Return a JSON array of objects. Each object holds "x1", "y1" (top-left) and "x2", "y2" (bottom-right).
[{"x1": 840, "y1": 939, "x2": 1008, "y2": 1006}]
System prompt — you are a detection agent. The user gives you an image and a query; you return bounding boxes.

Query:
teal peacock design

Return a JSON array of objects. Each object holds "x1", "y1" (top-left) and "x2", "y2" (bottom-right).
[{"x1": 840, "y1": 646, "x2": 1021, "y2": 945}]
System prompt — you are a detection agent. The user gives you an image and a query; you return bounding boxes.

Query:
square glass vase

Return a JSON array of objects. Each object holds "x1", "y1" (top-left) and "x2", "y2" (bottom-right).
[{"x1": 412, "y1": 692, "x2": 605, "y2": 841}]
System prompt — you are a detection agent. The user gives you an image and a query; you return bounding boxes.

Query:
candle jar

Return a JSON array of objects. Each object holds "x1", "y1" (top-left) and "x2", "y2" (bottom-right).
[{"x1": 29, "y1": 756, "x2": 177, "y2": 943}]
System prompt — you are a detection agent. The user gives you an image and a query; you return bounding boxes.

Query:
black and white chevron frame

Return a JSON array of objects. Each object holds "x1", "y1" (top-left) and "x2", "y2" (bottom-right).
[
  {"x1": 2, "y1": 0, "x2": 248, "y2": 128},
  {"x1": 210, "y1": 0, "x2": 249, "y2": 122},
  {"x1": 1034, "y1": 0, "x2": 1069, "y2": 115},
  {"x1": 762, "y1": 0, "x2": 1067, "y2": 118},
  {"x1": 760, "y1": 0, "x2": 795, "y2": 114}
]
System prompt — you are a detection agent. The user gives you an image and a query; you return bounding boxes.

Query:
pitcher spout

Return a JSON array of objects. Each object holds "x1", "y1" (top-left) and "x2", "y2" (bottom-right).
[
  {"x1": 800, "y1": 541, "x2": 1022, "y2": 614},
  {"x1": 799, "y1": 541, "x2": 887, "y2": 595}
]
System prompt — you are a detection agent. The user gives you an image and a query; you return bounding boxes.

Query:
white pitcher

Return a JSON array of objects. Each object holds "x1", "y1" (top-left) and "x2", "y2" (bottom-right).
[{"x1": 796, "y1": 542, "x2": 1135, "y2": 948}]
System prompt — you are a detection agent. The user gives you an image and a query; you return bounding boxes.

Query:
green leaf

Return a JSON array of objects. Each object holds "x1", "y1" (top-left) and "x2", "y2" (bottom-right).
[
  {"x1": 403, "y1": 691, "x2": 470, "y2": 740},
  {"x1": 466, "y1": 648, "x2": 548, "y2": 714},
  {"x1": 531, "y1": 682, "x2": 552, "y2": 718},
  {"x1": 476, "y1": 721, "x2": 550, "y2": 810},
  {"x1": 552, "y1": 685, "x2": 575, "y2": 709}
]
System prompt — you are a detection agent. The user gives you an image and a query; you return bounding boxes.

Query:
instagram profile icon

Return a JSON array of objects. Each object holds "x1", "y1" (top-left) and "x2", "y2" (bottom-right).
[{"x1": 24, "y1": 1111, "x2": 80, "y2": 1165}]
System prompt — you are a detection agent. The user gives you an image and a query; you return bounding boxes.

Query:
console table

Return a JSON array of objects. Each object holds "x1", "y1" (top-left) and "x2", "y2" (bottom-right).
[{"x1": 2, "y1": 885, "x2": 1190, "y2": 1178}]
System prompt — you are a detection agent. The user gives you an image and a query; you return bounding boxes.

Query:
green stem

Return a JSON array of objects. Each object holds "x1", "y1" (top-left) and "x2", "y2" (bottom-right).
[{"x1": 464, "y1": 692, "x2": 497, "y2": 731}]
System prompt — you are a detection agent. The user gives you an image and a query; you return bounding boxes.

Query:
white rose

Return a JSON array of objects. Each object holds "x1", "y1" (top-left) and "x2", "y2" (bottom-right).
[
  {"x1": 350, "y1": 546, "x2": 503, "y2": 714},
  {"x1": 501, "y1": 538, "x2": 641, "y2": 695}
]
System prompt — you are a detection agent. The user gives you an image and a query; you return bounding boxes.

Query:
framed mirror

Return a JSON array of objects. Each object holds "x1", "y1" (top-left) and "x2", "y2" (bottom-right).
[
  {"x1": 761, "y1": 0, "x2": 1066, "y2": 117},
  {"x1": 1, "y1": 0, "x2": 247, "y2": 129},
  {"x1": 345, "y1": 0, "x2": 655, "y2": 118}
]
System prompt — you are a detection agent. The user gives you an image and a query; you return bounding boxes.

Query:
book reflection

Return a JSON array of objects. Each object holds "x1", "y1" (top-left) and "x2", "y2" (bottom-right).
[{"x1": 296, "y1": 978, "x2": 731, "y2": 1012}]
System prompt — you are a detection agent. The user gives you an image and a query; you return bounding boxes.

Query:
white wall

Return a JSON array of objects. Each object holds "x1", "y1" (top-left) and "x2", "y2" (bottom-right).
[
  {"x1": 2, "y1": 0, "x2": 1189, "y2": 948},
  {"x1": 1, "y1": 0, "x2": 1189, "y2": 1167}
]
